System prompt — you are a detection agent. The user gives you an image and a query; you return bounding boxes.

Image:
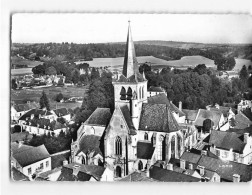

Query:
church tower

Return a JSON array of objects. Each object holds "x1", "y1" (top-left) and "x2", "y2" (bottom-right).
[{"x1": 112, "y1": 21, "x2": 148, "y2": 130}]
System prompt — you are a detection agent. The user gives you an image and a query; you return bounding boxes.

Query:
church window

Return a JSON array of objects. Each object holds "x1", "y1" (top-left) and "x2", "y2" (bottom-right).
[
  {"x1": 171, "y1": 136, "x2": 176, "y2": 159},
  {"x1": 82, "y1": 156, "x2": 85, "y2": 164},
  {"x1": 139, "y1": 87, "x2": 141, "y2": 99},
  {"x1": 115, "y1": 166, "x2": 122, "y2": 178},
  {"x1": 158, "y1": 135, "x2": 166, "y2": 161},
  {"x1": 142, "y1": 86, "x2": 144, "y2": 99},
  {"x1": 126, "y1": 87, "x2": 133, "y2": 100},
  {"x1": 144, "y1": 132, "x2": 148, "y2": 140},
  {"x1": 177, "y1": 135, "x2": 182, "y2": 157},
  {"x1": 115, "y1": 136, "x2": 122, "y2": 156},
  {"x1": 138, "y1": 160, "x2": 143, "y2": 170},
  {"x1": 120, "y1": 87, "x2": 126, "y2": 100}
]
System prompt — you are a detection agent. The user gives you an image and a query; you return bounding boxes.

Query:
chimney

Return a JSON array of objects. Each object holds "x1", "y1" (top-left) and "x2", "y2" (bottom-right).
[
  {"x1": 18, "y1": 141, "x2": 23, "y2": 148},
  {"x1": 244, "y1": 133, "x2": 249, "y2": 144},
  {"x1": 206, "y1": 105, "x2": 210, "y2": 111},
  {"x1": 180, "y1": 159, "x2": 186, "y2": 169},
  {"x1": 63, "y1": 160, "x2": 68, "y2": 166},
  {"x1": 201, "y1": 150, "x2": 207, "y2": 156},
  {"x1": 215, "y1": 103, "x2": 220, "y2": 109},
  {"x1": 199, "y1": 165, "x2": 205, "y2": 176},
  {"x1": 233, "y1": 174, "x2": 240, "y2": 182},
  {"x1": 166, "y1": 163, "x2": 173, "y2": 171},
  {"x1": 189, "y1": 163, "x2": 193, "y2": 170},
  {"x1": 31, "y1": 114, "x2": 34, "y2": 120},
  {"x1": 179, "y1": 101, "x2": 182, "y2": 111}
]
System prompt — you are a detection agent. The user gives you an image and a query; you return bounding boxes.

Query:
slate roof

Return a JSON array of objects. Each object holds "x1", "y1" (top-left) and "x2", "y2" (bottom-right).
[
  {"x1": 180, "y1": 151, "x2": 202, "y2": 164},
  {"x1": 194, "y1": 109, "x2": 223, "y2": 127},
  {"x1": 19, "y1": 109, "x2": 54, "y2": 121},
  {"x1": 206, "y1": 131, "x2": 246, "y2": 153},
  {"x1": 139, "y1": 103, "x2": 180, "y2": 133},
  {"x1": 119, "y1": 105, "x2": 136, "y2": 135},
  {"x1": 77, "y1": 134, "x2": 103, "y2": 156},
  {"x1": 58, "y1": 163, "x2": 105, "y2": 181},
  {"x1": 11, "y1": 167, "x2": 30, "y2": 181},
  {"x1": 148, "y1": 86, "x2": 165, "y2": 92},
  {"x1": 227, "y1": 126, "x2": 252, "y2": 136},
  {"x1": 198, "y1": 155, "x2": 252, "y2": 182},
  {"x1": 84, "y1": 108, "x2": 111, "y2": 126},
  {"x1": 51, "y1": 150, "x2": 71, "y2": 169},
  {"x1": 209, "y1": 106, "x2": 235, "y2": 118},
  {"x1": 182, "y1": 109, "x2": 198, "y2": 121},
  {"x1": 189, "y1": 148, "x2": 218, "y2": 159},
  {"x1": 24, "y1": 118, "x2": 67, "y2": 130},
  {"x1": 118, "y1": 171, "x2": 157, "y2": 182},
  {"x1": 11, "y1": 143, "x2": 50, "y2": 167},
  {"x1": 11, "y1": 132, "x2": 33, "y2": 143},
  {"x1": 230, "y1": 113, "x2": 252, "y2": 129},
  {"x1": 147, "y1": 93, "x2": 185, "y2": 117},
  {"x1": 13, "y1": 102, "x2": 39, "y2": 112},
  {"x1": 241, "y1": 108, "x2": 252, "y2": 121},
  {"x1": 149, "y1": 165, "x2": 200, "y2": 182},
  {"x1": 137, "y1": 141, "x2": 155, "y2": 160},
  {"x1": 53, "y1": 108, "x2": 69, "y2": 117}
]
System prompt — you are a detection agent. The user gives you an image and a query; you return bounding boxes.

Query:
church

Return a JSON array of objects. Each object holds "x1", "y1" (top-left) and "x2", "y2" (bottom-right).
[{"x1": 70, "y1": 22, "x2": 197, "y2": 180}]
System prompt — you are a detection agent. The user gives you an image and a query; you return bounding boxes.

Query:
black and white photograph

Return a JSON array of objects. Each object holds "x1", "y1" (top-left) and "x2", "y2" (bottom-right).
[{"x1": 9, "y1": 13, "x2": 252, "y2": 183}]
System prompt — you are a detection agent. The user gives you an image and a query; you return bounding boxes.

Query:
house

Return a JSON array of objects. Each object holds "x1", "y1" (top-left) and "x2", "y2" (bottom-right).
[
  {"x1": 52, "y1": 108, "x2": 71, "y2": 122},
  {"x1": 11, "y1": 101, "x2": 39, "y2": 121},
  {"x1": 11, "y1": 143, "x2": 51, "y2": 179},
  {"x1": 11, "y1": 167, "x2": 30, "y2": 181},
  {"x1": 147, "y1": 86, "x2": 166, "y2": 98},
  {"x1": 35, "y1": 167, "x2": 62, "y2": 181},
  {"x1": 203, "y1": 130, "x2": 252, "y2": 165},
  {"x1": 237, "y1": 99, "x2": 252, "y2": 113},
  {"x1": 182, "y1": 109, "x2": 198, "y2": 124},
  {"x1": 209, "y1": 103, "x2": 236, "y2": 121},
  {"x1": 57, "y1": 163, "x2": 111, "y2": 181},
  {"x1": 229, "y1": 112, "x2": 252, "y2": 130}
]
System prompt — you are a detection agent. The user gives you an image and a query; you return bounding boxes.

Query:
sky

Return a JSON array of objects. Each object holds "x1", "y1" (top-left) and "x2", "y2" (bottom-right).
[{"x1": 12, "y1": 13, "x2": 252, "y2": 44}]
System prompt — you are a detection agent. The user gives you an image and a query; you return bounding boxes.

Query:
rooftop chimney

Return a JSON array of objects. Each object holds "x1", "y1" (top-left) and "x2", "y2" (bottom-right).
[
  {"x1": 180, "y1": 159, "x2": 186, "y2": 170},
  {"x1": 201, "y1": 150, "x2": 207, "y2": 156},
  {"x1": 244, "y1": 133, "x2": 249, "y2": 144},
  {"x1": 199, "y1": 165, "x2": 205, "y2": 176},
  {"x1": 166, "y1": 163, "x2": 173, "y2": 171},
  {"x1": 189, "y1": 163, "x2": 193, "y2": 170},
  {"x1": 63, "y1": 160, "x2": 68, "y2": 166},
  {"x1": 179, "y1": 101, "x2": 182, "y2": 111},
  {"x1": 233, "y1": 174, "x2": 240, "y2": 182}
]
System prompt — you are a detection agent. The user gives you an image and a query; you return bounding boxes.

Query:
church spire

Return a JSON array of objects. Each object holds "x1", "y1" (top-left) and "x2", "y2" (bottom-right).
[{"x1": 122, "y1": 21, "x2": 139, "y2": 78}]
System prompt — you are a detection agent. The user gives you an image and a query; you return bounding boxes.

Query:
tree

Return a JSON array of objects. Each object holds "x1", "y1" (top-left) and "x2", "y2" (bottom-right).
[
  {"x1": 45, "y1": 66, "x2": 57, "y2": 75},
  {"x1": 40, "y1": 91, "x2": 50, "y2": 110},
  {"x1": 139, "y1": 63, "x2": 151, "y2": 74},
  {"x1": 239, "y1": 65, "x2": 249, "y2": 81},
  {"x1": 203, "y1": 119, "x2": 214, "y2": 133},
  {"x1": 32, "y1": 64, "x2": 46, "y2": 75},
  {"x1": 71, "y1": 69, "x2": 80, "y2": 84},
  {"x1": 193, "y1": 64, "x2": 207, "y2": 75},
  {"x1": 11, "y1": 79, "x2": 17, "y2": 89},
  {"x1": 55, "y1": 93, "x2": 64, "y2": 102},
  {"x1": 91, "y1": 68, "x2": 100, "y2": 80}
]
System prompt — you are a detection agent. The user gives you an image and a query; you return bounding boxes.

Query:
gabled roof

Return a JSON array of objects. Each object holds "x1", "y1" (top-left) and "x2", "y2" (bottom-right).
[
  {"x1": 198, "y1": 155, "x2": 252, "y2": 182},
  {"x1": 119, "y1": 105, "x2": 136, "y2": 135},
  {"x1": 137, "y1": 141, "x2": 155, "y2": 160},
  {"x1": 209, "y1": 106, "x2": 235, "y2": 117},
  {"x1": 84, "y1": 108, "x2": 111, "y2": 126},
  {"x1": 182, "y1": 109, "x2": 198, "y2": 121},
  {"x1": 13, "y1": 102, "x2": 39, "y2": 112},
  {"x1": 19, "y1": 109, "x2": 54, "y2": 121},
  {"x1": 11, "y1": 167, "x2": 30, "y2": 181},
  {"x1": 194, "y1": 109, "x2": 223, "y2": 127},
  {"x1": 51, "y1": 151, "x2": 71, "y2": 169},
  {"x1": 206, "y1": 131, "x2": 246, "y2": 153},
  {"x1": 147, "y1": 94, "x2": 185, "y2": 117},
  {"x1": 189, "y1": 148, "x2": 218, "y2": 159},
  {"x1": 53, "y1": 108, "x2": 69, "y2": 117},
  {"x1": 148, "y1": 86, "x2": 165, "y2": 92},
  {"x1": 149, "y1": 165, "x2": 200, "y2": 182},
  {"x1": 180, "y1": 151, "x2": 202, "y2": 164},
  {"x1": 227, "y1": 126, "x2": 252, "y2": 136},
  {"x1": 139, "y1": 103, "x2": 180, "y2": 133},
  {"x1": 118, "y1": 171, "x2": 157, "y2": 182},
  {"x1": 24, "y1": 117, "x2": 67, "y2": 130},
  {"x1": 11, "y1": 143, "x2": 50, "y2": 167},
  {"x1": 77, "y1": 134, "x2": 103, "y2": 156},
  {"x1": 230, "y1": 113, "x2": 252, "y2": 129}
]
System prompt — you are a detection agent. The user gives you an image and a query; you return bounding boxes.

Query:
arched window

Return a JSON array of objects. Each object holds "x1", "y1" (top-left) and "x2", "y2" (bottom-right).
[
  {"x1": 115, "y1": 136, "x2": 122, "y2": 155},
  {"x1": 98, "y1": 159, "x2": 103, "y2": 166},
  {"x1": 171, "y1": 136, "x2": 176, "y2": 159},
  {"x1": 144, "y1": 132, "x2": 148, "y2": 140},
  {"x1": 138, "y1": 160, "x2": 143, "y2": 170},
  {"x1": 127, "y1": 87, "x2": 132, "y2": 100},
  {"x1": 115, "y1": 166, "x2": 122, "y2": 177},
  {"x1": 177, "y1": 135, "x2": 182, "y2": 157},
  {"x1": 90, "y1": 127, "x2": 95, "y2": 135},
  {"x1": 142, "y1": 86, "x2": 144, "y2": 99},
  {"x1": 158, "y1": 135, "x2": 166, "y2": 161},
  {"x1": 82, "y1": 156, "x2": 85, "y2": 165},
  {"x1": 120, "y1": 87, "x2": 126, "y2": 100},
  {"x1": 162, "y1": 136, "x2": 166, "y2": 161},
  {"x1": 139, "y1": 87, "x2": 141, "y2": 100}
]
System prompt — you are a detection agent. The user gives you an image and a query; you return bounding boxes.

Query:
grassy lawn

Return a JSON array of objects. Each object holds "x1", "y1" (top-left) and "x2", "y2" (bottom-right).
[{"x1": 11, "y1": 85, "x2": 88, "y2": 106}]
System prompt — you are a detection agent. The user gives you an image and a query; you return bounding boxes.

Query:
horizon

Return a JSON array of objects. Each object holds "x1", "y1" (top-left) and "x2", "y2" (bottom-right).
[{"x1": 12, "y1": 14, "x2": 252, "y2": 44}]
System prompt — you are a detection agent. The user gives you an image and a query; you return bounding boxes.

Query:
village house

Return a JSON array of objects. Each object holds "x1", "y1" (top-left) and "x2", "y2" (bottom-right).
[
  {"x1": 237, "y1": 99, "x2": 252, "y2": 113},
  {"x1": 11, "y1": 167, "x2": 30, "y2": 181},
  {"x1": 11, "y1": 101, "x2": 39, "y2": 121},
  {"x1": 11, "y1": 143, "x2": 51, "y2": 179},
  {"x1": 147, "y1": 86, "x2": 167, "y2": 98},
  {"x1": 203, "y1": 130, "x2": 252, "y2": 165}
]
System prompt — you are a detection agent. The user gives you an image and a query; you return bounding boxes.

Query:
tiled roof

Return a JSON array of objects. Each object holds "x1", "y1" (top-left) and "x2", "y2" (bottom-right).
[
  {"x1": 11, "y1": 132, "x2": 33, "y2": 143},
  {"x1": 182, "y1": 109, "x2": 198, "y2": 121},
  {"x1": 207, "y1": 131, "x2": 246, "y2": 153},
  {"x1": 11, "y1": 143, "x2": 50, "y2": 167},
  {"x1": 77, "y1": 134, "x2": 103, "y2": 156},
  {"x1": 137, "y1": 141, "x2": 155, "y2": 160},
  {"x1": 118, "y1": 171, "x2": 157, "y2": 182},
  {"x1": 36, "y1": 167, "x2": 62, "y2": 181},
  {"x1": 198, "y1": 155, "x2": 252, "y2": 182},
  {"x1": 24, "y1": 118, "x2": 67, "y2": 130},
  {"x1": 209, "y1": 106, "x2": 235, "y2": 117},
  {"x1": 19, "y1": 109, "x2": 53, "y2": 121},
  {"x1": 53, "y1": 108, "x2": 69, "y2": 117},
  {"x1": 242, "y1": 109, "x2": 252, "y2": 121},
  {"x1": 149, "y1": 166, "x2": 200, "y2": 182},
  {"x1": 51, "y1": 150, "x2": 71, "y2": 169},
  {"x1": 227, "y1": 126, "x2": 252, "y2": 136},
  {"x1": 180, "y1": 151, "x2": 202, "y2": 164},
  {"x1": 147, "y1": 93, "x2": 185, "y2": 117},
  {"x1": 11, "y1": 167, "x2": 30, "y2": 181},
  {"x1": 189, "y1": 148, "x2": 218, "y2": 159},
  {"x1": 13, "y1": 102, "x2": 39, "y2": 112},
  {"x1": 119, "y1": 105, "x2": 136, "y2": 135},
  {"x1": 230, "y1": 113, "x2": 252, "y2": 129},
  {"x1": 194, "y1": 109, "x2": 223, "y2": 127},
  {"x1": 84, "y1": 108, "x2": 111, "y2": 126},
  {"x1": 139, "y1": 103, "x2": 180, "y2": 133},
  {"x1": 148, "y1": 86, "x2": 165, "y2": 92}
]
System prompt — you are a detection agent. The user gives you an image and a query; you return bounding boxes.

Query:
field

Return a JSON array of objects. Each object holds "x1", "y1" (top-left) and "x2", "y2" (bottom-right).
[
  {"x1": 233, "y1": 58, "x2": 252, "y2": 71},
  {"x1": 11, "y1": 56, "x2": 43, "y2": 67},
  {"x1": 11, "y1": 85, "x2": 88, "y2": 108},
  {"x1": 11, "y1": 68, "x2": 33, "y2": 76}
]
